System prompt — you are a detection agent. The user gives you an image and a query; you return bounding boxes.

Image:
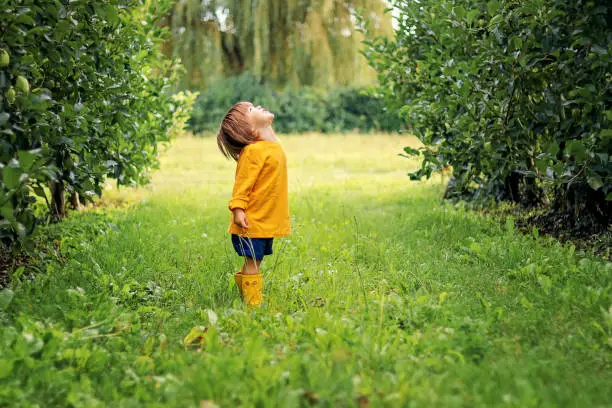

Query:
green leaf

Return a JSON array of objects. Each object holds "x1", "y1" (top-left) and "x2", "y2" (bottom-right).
[
  {"x1": 476, "y1": 293, "x2": 490, "y2": 311},
  {"x1": 534, "y1": 158, "x2": 548, "y2": 173},
  {"x1": 546, "y1": 142, "x2": 560, "y2": 156},
  {"x1": 587, "y1": 174, "x2": 603, "y2": 190},
  {"x1": 18, "y1": 150, "x2": 39, "y2": 171},
  {"x1": 12, "y1": 266, "x2": 25, "y2": 280},
  {"x1": 54, "y1": 20, "x2": 71, "y2": 40},
  {"x1": 488, "y1": 14, "x2": 503, "y2": 27},
  {"x1": 143, "y1": 336, "x2": 157, "y2": 355},
  {"x1": 103, "y1": 4, "x2": 120, "y2": 25},
  {"x1": 454, "y1": 6, "x2": 466, "y2": 20},
  {"x1": 565, "y1": 140, "x2": 587, "y2": 161},
  {"x1": 520, "y1": 297, "x2": 533, "y2": 309},
  {"x1": 0, "y1": 203, "x2": 14, "y2": 221},
  {"x1": 3, "y1": 165, "x2": 21, "y2": 189},
  {"x1": 16, "y1": 13, "x2": 35, "y2": 26},
  {"x1": 467, "y1": 10, "x2": 480, "y2": 25},
  {"x1": 487, "y1": 0, "x2": 500, "y2": 15},
  {"x1": 510, "y1": 36, "x2": 523, "y2": 51},
  {"x1": 12, "y1": 221, "x2": 26, "y2": 237},
  {"x1": 0, "y1": 289, "x2": 14, "y2": 311},
  {"x1": 591, "y1": 44, "x2": 607, "y2": 55},
  {"x1": 0, "y1": 360, "x2": 13, "y2": 379},
  {"x1": 403, "y1": 146, "x2": 420, "y2": 156},
  {"x1": 0, "y1": 112, "x2": 9, "y2": 126}
]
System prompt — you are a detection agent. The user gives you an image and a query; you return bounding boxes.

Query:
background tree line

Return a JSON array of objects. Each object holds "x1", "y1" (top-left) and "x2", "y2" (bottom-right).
[
  {"x1": 166, "y1": 0, "x2": 393, "y2": 90},
  {"x1": 165, "y1": 0, "x2": 399, "y2": 134}
]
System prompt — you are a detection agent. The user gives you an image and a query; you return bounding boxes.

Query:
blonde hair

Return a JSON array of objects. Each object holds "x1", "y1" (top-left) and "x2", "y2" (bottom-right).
[{"x1": 217, "y1": 101, "x2": 257, "y2": 161}]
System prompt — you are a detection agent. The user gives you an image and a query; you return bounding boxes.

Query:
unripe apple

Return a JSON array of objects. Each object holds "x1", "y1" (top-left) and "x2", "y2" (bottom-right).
[
  {"x1": 0, "y1": 49, "x2": 9, "y2": 67},
  {"x1": 16, "y1": 75, "x2": 30, "y2": 94},
  {"x1": 64, "y1": 156, "x2": 74, "y2": 169},
  {"x1": 5, "y1": 87, "x2": 16, "y2": 104}
]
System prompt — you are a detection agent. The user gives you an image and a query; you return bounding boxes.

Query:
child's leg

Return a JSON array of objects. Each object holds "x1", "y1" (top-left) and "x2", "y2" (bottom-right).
[
  {"x1": 242, "y1": 257, "x2": 262, "y2": 275},
  {"x1": 231, "y1": 236, "x2": 268, "y2": 306},
  {"x1": 241, "y1": 256, "x2": 263, "y2": 306}
]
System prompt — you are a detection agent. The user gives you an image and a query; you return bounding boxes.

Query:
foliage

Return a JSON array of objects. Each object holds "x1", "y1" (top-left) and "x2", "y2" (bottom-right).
[
  {"x1": 188, "y1": 72, "x2": 404, "y2": 134},
  {"x1": 166, "y1": 91, "x2": 199, "y2": 140},
  {"x1": 0, "y1": 135, "x2": 610, "y2": 406},
  {"x1": 0, "y1": 0, "x2": 192, "y2": 243},
  {"x1": 166, "y1": 0, "x2": 393, "y2": 89},
  {"x1": 326, "y1": 87, "x2": 405, "y2": 133},
  {"x1": 363, "y1": 0, "x2": 611, "y2": 224}
]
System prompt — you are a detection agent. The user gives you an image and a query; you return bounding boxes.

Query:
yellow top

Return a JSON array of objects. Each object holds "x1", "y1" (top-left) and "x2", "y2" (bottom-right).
[{"x1": 228, "y1": 141, "x2": 291, "y2": 238}]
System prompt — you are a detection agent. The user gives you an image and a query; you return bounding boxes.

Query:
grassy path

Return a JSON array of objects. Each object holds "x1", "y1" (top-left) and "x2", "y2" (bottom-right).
[{"x1": 1, "y1": 134, "x2": 610, "y2": 407}]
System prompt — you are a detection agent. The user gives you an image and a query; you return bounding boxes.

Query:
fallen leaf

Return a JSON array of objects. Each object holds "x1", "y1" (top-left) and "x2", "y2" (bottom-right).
[
  {"x1": 302, "y1": 390, "x2": 319, "y2": 405},
  {"x1": 183, "y1": 326, "x2": 208, "y2": 349},
  {"x1": 358, "y1": 395, "x2": 369, "y2": 407}
]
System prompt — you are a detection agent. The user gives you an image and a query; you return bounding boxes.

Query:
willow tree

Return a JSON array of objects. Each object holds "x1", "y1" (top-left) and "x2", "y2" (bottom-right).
[{"x1": 166, "y1": 0, "x2": 393, "y2": 89}]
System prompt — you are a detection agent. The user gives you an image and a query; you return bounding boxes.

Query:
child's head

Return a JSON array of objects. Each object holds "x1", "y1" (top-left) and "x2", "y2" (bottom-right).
[{"x1": 217, "y1": 101, "x2": 275, "y2": 160}]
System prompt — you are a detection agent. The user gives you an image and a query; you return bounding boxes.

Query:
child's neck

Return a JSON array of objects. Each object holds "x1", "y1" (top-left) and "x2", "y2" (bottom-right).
[{"x1": 257, "y1": 126, "x2": 278, "y2": 142}]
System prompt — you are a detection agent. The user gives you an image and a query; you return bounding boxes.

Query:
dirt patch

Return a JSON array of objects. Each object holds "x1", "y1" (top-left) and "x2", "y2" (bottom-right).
[
  {"x1": 491, "y1": 205, "x2": 611, "y2": 260},
  {"x1": 0, "y1": 249, "x2": 29, "y2": 289}
]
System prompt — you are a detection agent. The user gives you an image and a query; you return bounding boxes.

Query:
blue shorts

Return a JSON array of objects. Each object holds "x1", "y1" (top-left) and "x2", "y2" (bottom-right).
[{"x1": 231, "y1": 235, "x2": 274, "y2": 261}]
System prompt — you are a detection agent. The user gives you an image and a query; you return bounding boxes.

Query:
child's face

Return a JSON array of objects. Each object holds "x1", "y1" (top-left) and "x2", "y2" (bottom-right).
[{"x1": 247, "y1": 103, "x2": 274, "y2": 128}]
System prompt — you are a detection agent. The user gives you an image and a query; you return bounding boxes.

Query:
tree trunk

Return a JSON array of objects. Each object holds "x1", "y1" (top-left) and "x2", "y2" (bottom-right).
[
  {"x1": 555, "y1": 182, "x2": 611, "y2": 226},
  {"x1": 522, "y1": 176, "x2": 545, "y2": 208},
  {"x1": 503, "y1": 172, "x2": 544, "y2": 207},
  {"x1": 69, "y1": 192, "x2": 83, "y2": 210},
  {"x1": 50, "y1": 181, "x2": 66, "y2": 221},
  {"x1": 504, "y1": 172, "x2": 521, "y2": 203}
]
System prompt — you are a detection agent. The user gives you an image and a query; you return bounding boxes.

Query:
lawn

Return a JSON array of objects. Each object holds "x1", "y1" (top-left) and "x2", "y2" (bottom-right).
[{"x1": 1, "y1": 133, "x2": 610, "y2": 407}]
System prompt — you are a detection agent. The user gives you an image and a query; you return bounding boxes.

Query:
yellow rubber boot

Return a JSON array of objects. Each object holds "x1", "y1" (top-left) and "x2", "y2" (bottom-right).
[
  {"x1": 241, "y1": 273, "x2": 263, "y2": 307},
  {"x1": 234, "y1": 272, "x2": 242, "y2": 288}
]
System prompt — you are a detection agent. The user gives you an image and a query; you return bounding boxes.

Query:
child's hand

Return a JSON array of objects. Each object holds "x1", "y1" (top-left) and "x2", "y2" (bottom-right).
[{"x1": 232, "y1": 208, "x2": 249, "y2": 229}]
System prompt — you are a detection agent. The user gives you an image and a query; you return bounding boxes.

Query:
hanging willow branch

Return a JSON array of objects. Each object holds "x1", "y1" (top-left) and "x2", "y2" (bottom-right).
[{"x1": 165, "y1": 0, "x2": 393, "y2": 90}]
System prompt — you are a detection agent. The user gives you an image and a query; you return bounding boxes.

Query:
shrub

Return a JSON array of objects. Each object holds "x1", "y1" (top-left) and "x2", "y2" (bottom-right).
[
  {"x1": 325, "y1": 87, "x2": 405, "y2": 133},
  {"x1": 187, "y1": 72, "x2": 405, "y2": 134},
  {"x1": 363, "y1": 0, "x2": 611, "y2": 228},
  {"x1": 0, "y1": 0, "x2": 193, "y2": 243}
]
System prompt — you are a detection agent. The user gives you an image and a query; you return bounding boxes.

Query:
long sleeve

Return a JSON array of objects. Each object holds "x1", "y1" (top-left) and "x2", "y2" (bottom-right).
[
  {"x1": 227, "y1": 141, "x2": 290, "y2": 238},
  {"x1": 228, "y1": 146, "x2": 264, "y2": 210}
]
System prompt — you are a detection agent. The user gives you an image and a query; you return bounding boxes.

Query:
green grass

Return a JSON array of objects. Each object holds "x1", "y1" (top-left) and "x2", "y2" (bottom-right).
[{"x1": 1, "y1": 133, "x2": 610, "y2": 407}]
